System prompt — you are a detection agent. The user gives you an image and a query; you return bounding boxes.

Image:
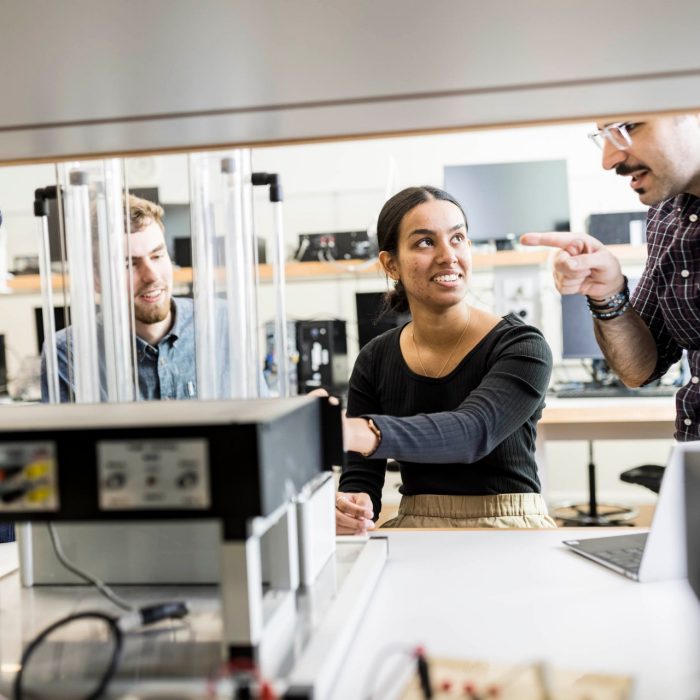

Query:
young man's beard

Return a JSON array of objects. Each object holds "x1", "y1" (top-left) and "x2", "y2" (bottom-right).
[{"x1": 134, "y1": 296, "x2": 171, "y2": 325}]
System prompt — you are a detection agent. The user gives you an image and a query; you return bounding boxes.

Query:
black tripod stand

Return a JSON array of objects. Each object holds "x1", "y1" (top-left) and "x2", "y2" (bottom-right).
[{"x1": 553, "y1": 441, "x2": 638, "y2": 526}]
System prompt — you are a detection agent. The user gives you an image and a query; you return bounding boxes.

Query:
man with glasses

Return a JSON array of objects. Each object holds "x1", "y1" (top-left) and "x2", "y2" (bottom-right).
[{"x1": 521, "y1": 115, "x2": 700, "y2": 440}]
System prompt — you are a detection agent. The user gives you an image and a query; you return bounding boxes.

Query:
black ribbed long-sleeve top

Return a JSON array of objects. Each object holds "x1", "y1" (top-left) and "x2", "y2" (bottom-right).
[{"x1": 338, "y1": 314, "x2": 553, "y2": 518}]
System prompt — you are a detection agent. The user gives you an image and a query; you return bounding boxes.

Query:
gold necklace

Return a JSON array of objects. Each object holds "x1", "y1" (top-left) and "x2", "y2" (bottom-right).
[{"x1": 412, "y1": 309, "x2": 472, "y2": 378}]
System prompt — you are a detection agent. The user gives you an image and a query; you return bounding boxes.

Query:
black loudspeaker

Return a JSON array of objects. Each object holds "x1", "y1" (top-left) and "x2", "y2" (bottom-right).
[{"x1": 296, "y1": 320, "x2": 348, "y2": 394}]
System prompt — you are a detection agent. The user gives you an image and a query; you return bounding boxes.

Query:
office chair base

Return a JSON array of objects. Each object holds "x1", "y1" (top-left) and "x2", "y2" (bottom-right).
[{"x1": 552, "y1": 501, "x2": 638, "y2": 526}]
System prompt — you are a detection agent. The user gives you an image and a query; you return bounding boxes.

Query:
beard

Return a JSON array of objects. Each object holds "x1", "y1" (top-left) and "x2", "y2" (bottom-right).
[{"x1": 134, "y1": 290, "x2": 171, "y2": 325}]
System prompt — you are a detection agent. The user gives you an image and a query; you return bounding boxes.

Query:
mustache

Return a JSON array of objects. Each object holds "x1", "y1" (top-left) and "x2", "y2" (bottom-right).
[{"x1": 616, "y1": 163, "x2": 649, "y2": 176}]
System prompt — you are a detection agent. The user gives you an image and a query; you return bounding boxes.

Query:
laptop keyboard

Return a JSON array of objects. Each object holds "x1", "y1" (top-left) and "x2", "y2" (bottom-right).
[
  {"x1": 596, "y1": 545, "x2": 645, "y2": 571},
  {"x1": 553, "y1": 384, "x2": 676, "y2": 399}
]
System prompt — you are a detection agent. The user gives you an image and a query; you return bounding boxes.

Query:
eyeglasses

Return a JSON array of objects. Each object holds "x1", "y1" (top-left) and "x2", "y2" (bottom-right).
[{"x1": 588, "y1": 122, "x2": 637, "y2": 150}]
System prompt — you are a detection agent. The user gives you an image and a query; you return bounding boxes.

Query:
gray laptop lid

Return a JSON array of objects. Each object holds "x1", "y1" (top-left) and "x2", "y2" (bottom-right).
[
  {"x1": 564, "y1": 441, "x2": 691, "y2": 583},
  {"x1": 637, "y1": 441, "x2": 689, "y2": 582}
]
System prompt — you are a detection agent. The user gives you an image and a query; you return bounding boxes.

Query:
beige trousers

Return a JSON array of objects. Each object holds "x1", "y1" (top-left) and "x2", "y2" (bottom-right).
[{"x1": 381, "y1": 493, "x2": 557, "y2": 529}]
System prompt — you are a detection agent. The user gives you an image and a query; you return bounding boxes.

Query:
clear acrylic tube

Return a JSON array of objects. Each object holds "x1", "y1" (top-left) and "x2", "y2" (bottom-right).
[
  {"x1": 221, "y1": 152, "x2": 251, "y2": 398},
  {"x1": 188, "y1": 153, "x2": 219, "y2": 400},
  {"x1": 57, "y1": 165, "x2": 101, "y2": 403},
  {"x1": 94, "y1": 159, "x2": 136, "y2": 402},
  {"x1": 241, "y1": 150, "x2": 261, "y2": 397}
]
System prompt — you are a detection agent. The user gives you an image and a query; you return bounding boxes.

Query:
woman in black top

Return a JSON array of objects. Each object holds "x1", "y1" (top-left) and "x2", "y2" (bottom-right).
[{"x1": 336, "y1": 186, "x2": 555, "y2": 533}]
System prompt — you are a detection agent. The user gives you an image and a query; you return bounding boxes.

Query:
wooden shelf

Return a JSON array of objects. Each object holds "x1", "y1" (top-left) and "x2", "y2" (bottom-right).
[{"x1": 2, "y1": 245, "x2": 649, "y2": 294}]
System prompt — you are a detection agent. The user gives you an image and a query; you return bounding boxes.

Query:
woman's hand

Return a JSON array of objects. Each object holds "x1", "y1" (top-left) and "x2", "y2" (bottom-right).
[
  {"x1": 307, "y1": 387, "x2": 338, "y2": 404},
  {"x1": 335, "y1": 492, "x2": 375, "y2": 535},
  {"x1": 306, "y1": 390, "x2": 379, "y2": 455}
]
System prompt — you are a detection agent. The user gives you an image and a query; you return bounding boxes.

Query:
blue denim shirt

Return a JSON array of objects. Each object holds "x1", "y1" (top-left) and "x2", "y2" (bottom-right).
[{"x1": 41, "y1": 297, "x2": 258, "y2": 402}]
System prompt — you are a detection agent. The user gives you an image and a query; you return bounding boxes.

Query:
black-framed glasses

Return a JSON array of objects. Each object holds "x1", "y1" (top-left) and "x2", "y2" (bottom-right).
[{"x1": 588, "y1": 122, "x2": 637, "y2": 150}]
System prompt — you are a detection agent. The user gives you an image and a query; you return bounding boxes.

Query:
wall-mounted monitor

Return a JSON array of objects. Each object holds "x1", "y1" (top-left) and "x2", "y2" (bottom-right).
[{"x1": 443, "y1": 160, "x2": 570, "y2": 243}]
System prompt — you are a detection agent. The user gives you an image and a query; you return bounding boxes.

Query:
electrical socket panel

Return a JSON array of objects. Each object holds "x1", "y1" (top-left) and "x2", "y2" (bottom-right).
[
  {"x1": 0, "y1": 441, "x2": 59, "y2": 512},
  {"x1": 493, "y1": 269, "x2": 541, "y2": 327}
]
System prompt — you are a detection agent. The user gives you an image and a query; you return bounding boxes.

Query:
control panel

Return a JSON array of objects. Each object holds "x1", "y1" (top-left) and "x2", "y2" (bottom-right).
[
  {"x1": 0, "y1": 441, "x2": 59, "y2": 512},
  {"x1": 97, "y1": 439, "x2": 211, "y2": 510}
]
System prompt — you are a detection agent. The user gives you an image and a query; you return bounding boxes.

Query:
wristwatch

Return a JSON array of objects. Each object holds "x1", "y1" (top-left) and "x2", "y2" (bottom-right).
[{"x1": 361, "y1": 417, "x2": 382, "y2": 457}]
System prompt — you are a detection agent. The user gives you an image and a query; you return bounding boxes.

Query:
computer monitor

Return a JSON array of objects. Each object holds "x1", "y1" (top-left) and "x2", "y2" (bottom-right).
[
  {"x1": 561, "y1": 277, "x2": 639, "y2": 360},
  {"x1": 161, "y1": 203, "x2": 191, "y2": 264},
  {"x1": 355, "y1": 292, "x2": 411, "y2": 349},
  {"x1": 34, "y1": 307, "x2": 68, "y2": 355},
  {"x1": 443, "y1": 160, "x2": 570, "y2": 243},
  {"x1": 129, "y1": 187, "x2": 160, "y2": 204},
  {"x1": 588, "y1": 211, "x2": 647, "y2": 245}
]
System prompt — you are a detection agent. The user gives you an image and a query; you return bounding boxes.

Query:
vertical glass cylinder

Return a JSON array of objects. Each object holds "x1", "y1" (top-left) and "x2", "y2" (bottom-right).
[
  {"x1": 57, "y1": 165, "x2": 101, "y2": 403},
  {"x1": 241, "y1": 150, "x2": 261, "y2": 397},
  {"x1": 95, "y1": 159, "x2": 136, "y2": 402},
  {"x1": 221, "y1": 152, "x2": 251, "y2": 398},
  {"x1": 188, "y1": 153, "x2": 219, "y2": 400},
  {"x1": 55, "y1": 160, "x2": 136, "y2": 404}
]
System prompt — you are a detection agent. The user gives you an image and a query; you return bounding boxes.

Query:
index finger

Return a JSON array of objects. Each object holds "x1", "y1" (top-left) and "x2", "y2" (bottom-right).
[{"x1": 520, "y1": 232, "x2": 600, "y2": 251}]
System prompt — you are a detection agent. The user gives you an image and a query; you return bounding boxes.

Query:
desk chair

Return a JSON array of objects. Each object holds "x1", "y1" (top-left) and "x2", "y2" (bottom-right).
[
  {"x1": 552, "y1": 441, "x2": 638, "y2": 526},
  {"x1": 620, "y1": 464, "x2": 665, "y2": 494}
]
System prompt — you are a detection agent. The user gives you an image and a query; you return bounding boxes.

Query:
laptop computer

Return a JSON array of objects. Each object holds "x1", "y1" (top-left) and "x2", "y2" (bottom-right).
[
  {"x1": 685, "y1": 450, "x2": 700, "y2": 601},
  {"x1": 563, "y1": 441, "x2": 694, "y2": 582}
]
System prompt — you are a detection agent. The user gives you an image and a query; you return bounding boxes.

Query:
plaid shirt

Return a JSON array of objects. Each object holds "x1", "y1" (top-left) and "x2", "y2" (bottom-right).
[{"x1": 631, "y1": 193, "x2": 700, "y2": 441}]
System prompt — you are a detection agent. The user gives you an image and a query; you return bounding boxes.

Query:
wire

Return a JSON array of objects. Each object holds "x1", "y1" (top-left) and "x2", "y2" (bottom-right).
[
  {"x1": 18, "y1": 524, "x2": 190, "y2": 699},
  {"x1": 14, "y1": 610, "x2": 123, "y2": 700},
  {"x1": 15, "y1": 602, "x2": 190, "y2": 700},
  {"x1": 317, "y1": 248, "x2": 380, "y2": 273},
  {"x1": 47, "y1": 522, "x2": 135, "y2": 612}
]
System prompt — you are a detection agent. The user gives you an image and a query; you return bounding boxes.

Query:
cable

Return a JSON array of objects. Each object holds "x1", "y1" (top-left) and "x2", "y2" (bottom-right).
[
  {"x1": 47, "y1": 522, "x2": 135, "y2": 612},
  {"x1": 18, "y1": 522, "x2": 189, "y2": 699},
  {"x1": 317, "y1": 248, "x2": 379, "y2": 273},
  {"x1": 14, "y1": 610, "x2": 123, "y2": 700},
  {"x1": 14, "y1": 602, "x2": 190, "y2": 700}
]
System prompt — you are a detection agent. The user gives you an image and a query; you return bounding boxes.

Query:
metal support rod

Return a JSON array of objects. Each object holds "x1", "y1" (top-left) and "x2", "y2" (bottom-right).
[
  {"x1": 252, "y1": 172, "x2": 290, "y2": 396},
  {"x1": 588, "y1": 441, "x2": 598, "y2": 518},
  {"x1": 34, "y1": 189, "x2": 60, "y2": 404}
]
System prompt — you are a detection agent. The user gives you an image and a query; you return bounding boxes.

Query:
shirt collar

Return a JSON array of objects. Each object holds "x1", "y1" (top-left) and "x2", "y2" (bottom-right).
[{"x1": 135, "y1": 297, "x2": 191, "y2": 353}]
